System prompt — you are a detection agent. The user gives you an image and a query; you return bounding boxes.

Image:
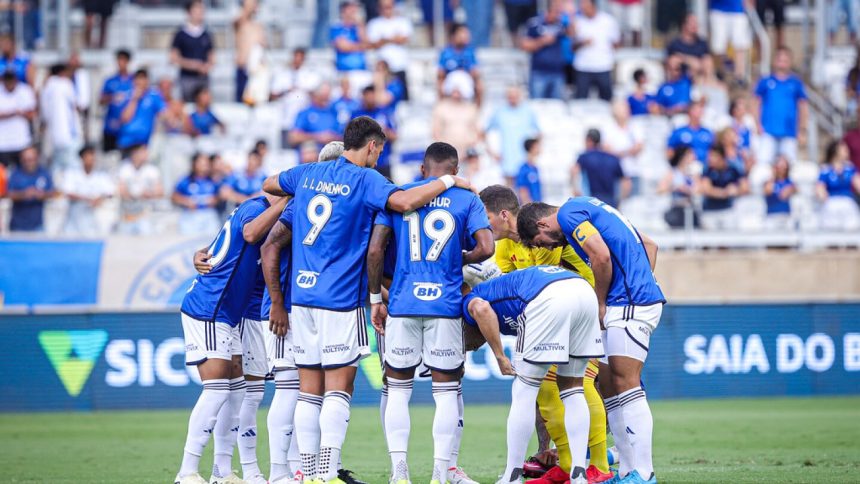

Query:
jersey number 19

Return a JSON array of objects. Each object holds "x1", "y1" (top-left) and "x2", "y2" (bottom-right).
[{"x1": 405, "y1": 209, "x2": 455, "y2": 262}]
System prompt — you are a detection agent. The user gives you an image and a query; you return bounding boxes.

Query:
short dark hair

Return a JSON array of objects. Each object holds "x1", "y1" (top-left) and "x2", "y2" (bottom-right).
[
  {"x1": 1, "y1": 70, "x2": 15, "y2": 82},
  {"x1": 134, "y1": 68, "x2": 149, "y2": 79},
  {"x1": 193, "y1": 85, "x2": 209, "y2": 101},
  {"x1": 633, "y1": 68, "x2": 646, "y2": 83},
  {"x1": 516, "y1": 202, "x2": 556, "y2": 247},
  {"x1": 254, "y1": 139, "x2": 267, "y2": 149},
  {"x1": 185, "y1": 0, "x2": 202, "y2": 12},
  {"x1": 293, "y1": 47, "x2": 307, "y2": 56},
  {"x1": 480, "y1": 185, "x2": 520, "y2": 215},
  {"x1": 423, "y1": 142, "x2": 459, "y2": 172},
  {"x1": 586, "y1": 128, "x2": 601, "y2": 145},
  {"x1": 709, "y1": 143, "x2": 726, "y2": 159},
  {"x1": 524, "y1": 138, "x2": 539, "y2": 153},
  {"x1": 449, "y1": 23, "x2": 468, "y2": 37},
  {"x1": 79, "y1": 144, "x2": 96, "y2": 158},
  {"x1": 116, "y1": 49, "x2": 131, "y2": 61},
  {"x1": 669, "y1": 145, "x2": 690, "y2": 168},
  {"x1": 361, "y1": 85, "x2": 375, "y2": 95},
  {"x1": 343, "y1": 116, "x2": 386, "y2": 151},
  {"x1": 50, "y1": 63, "x2": 67, "y2": 76}
]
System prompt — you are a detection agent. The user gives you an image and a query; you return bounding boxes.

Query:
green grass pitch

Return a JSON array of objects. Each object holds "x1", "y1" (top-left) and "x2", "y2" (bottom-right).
[{"x1": 1, "y1": 397, "x2": 858, "y2": 483}]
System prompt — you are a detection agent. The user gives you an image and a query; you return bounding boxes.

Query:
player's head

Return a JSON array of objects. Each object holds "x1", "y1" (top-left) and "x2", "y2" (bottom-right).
[
  {"x1": 421, "y1": 141, "x2": 459, "y2": 178},
  {"x1": 524, "y1": 138, "x2": 541, "y2": 158},
  {"x1": 450, "y1": 23, "x2": 470, "y2": 47},
  {"x1": 128, "y1": 144, "x2": 148, "y2": 167},
  {"x1": 340, "y1": 0, "x2": 360, "y2": 22},
  {"x1": 185, "y1": 0, "x2": 205, "y2": 24},
  {"x1": 707, "y1": 144, "x2": 727, "y2": 169},
  {"x1": 343, "y1": 116, "x2": 386, "y2": 168},
  {"x1": 774, "y1": 46, "x2": 792, "y2": 73},
  {"x1": 292, "y1": 47, "x2": 307, "y2": 66},
  {"x1": 193, "y1": 85, "x2": 211, "y2": 106},
  {"x1": 688, "y1": 100, "x2": 704, "y2": 123},
  {"x1": 361, "y1": 85, "x2": 377, "y2": 108},
  {"x1": 2, "y1": 70, "x2": 15, "y2": 91},
  {"x1": 669, "y1": 144, "x2": 693, "y2": 169},
  {"x1": 247, "y1": 149, "x2": 262, "y2": 172},
  {"x1": 254, "y1": 139, "x2": 268, "y2": 156},
  {"x1": 79, "y1": 145, "x2": 96, "y2": 172},
  {"x1": 773, "y1": 154, "x2": 790, "y2": 180},
  {"x1": 580, "y1": 0, "x2": 597, "y2": 17},
  {"x1": 517, "y1": 202, "x2": 564, "y2": 248},
  {"x1": 20, "y1": 145, "x2": 38, "y2": 172},
  {"x1": 0, "y1": 33, "x2": 13, "y2": 56},
  {"x1": 115, "y1": 49, "x2": 132, "y2": 71},
  {"x1": 633, "y1": 68, "x2": 647, "y2": 86},
  {"x1": 319, "y1": 141, "x2": 345, "y2": 162},
  {"x1": 133, "y1": 68, "x2": 149, "y2": 89},
  {"x1": 190, "y1": 152, "x2": 212, "y2": 178},
  {"x1": 586, "y1": 128, "x2": 601, "y2": 149},
  {"x1": 480, "y1": 185, "x2": 520, "y2": 241}
]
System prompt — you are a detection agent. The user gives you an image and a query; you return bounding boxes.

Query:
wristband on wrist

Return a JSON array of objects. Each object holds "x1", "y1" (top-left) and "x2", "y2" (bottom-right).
[
  {"x1": 440, "y1": 174, "x2": 455, "y2": 190},
  {"x1": 370, "y1": 293, "x2": 383, "y2": 304}
]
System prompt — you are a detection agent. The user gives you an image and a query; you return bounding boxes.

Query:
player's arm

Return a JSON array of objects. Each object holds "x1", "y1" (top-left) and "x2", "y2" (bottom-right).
[
  {"x1": 262, "y1": 174, "x2": 286, "y2": 196},
  {"x1": 243, "y1": 196, "x2": 288, "y2": 243},
  {"x1": 385, "y1": 176, "x2": 472, "y2": 213},
  {"x1": 468, "y1": 298, "x2": 514, "y2": 376},
  {"x1": 261, "y1": 220, "x2": 292, "y2": 336},
  {"x1": 367, "y1": 223, "x2": 393, "y2": 334},
  {"x1": 640, "y1": 231, "x2": 658, "y2": 272},
  {"x1": 576, "y1": 225, "x2": 612, "y2": 324},
  {"x1": 192, "y1": 247, "x2": 212, "y2": 275},
  {"x1": 462, "y1": 228, "x2": 494, "y2": 265}
]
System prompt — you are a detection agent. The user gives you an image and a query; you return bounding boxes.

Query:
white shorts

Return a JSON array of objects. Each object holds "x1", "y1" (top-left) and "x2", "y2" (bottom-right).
[
  {"x1": 263, "y1": 319, "x2": 297, "y2": 373},
  {"x1": 603, "y1": 303, "x2": 663, "y2": 362},
  {"x1": 291, "y1": 306, "x2": 370, "y2": 369},
  {"x1": 181, "y1": 313, "x2": 239, "y2": 365},
  {"x1": 609, "y1": 1, "x2": 644, "y2": 31},
  {"x1": 709, "y1": 10, "x2": 751, "y2": 54},
  {"x1": 240, "y1": 318, "x2": 269, "y2": 377},
  {"x1": 514, "y1": 278, "x2": 603, "y2": 378},
  {"x1": 384, "y1": 316, "x2": 464, "y2": 373}
]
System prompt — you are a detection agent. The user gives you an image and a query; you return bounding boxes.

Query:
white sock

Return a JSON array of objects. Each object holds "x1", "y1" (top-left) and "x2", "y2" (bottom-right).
[
  {"x1": 287, "y1": 426, "x2": 301, "y2": 477},
  {"x1": 385, "y1": 378, "x2": 413, "y2": 480},
  {"x1": 619, "y1": 387, "x2": 654, "y2": 479},
  {"x1": 431, "y1": 381, "x2": 459, "y2": 482},
  {"x1": 605, "y1": 395, "x2": 633, "y2": 477},
  {"x1": 501, "y1": 375, "x2": 542, "y2": 483},
  {"x1": 295, "y1": 392, "x2": 323, "y2": 478},
  {"x1": 238, "y1": 380, "x2": 265, "y2": 478},
  {"x1": 380, "y1": 383, "x2": 388, "y2": 431},
  {"x1": 448, "y1": 384, "x2": 464, "y2": 473},
  {"x1": 560, "y1": 387, "x2": 589, "y2": 480},
  {"x1": 179, "y1": 379, "x2": 229, "y2": 477},
  {"x1": 212, "y1": 377, "x2": 245, "y2": 478},
  {"x1": 268, "y1": 370, "x2": 299, "y2": 480},
  {"x1": 319, "y1": 391, "x2": 352, "y2": 481}
]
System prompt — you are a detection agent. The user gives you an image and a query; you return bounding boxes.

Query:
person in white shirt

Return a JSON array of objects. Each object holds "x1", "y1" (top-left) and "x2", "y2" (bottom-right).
[
  {"x1": 117, "y1": 144, "x2": 163, "y2": 235},
  {"x1": 40, "y1": 63, "x2": 81, "y2": 171},
  {"x1": 573, "y1": 0, "x2": 620, "y2": 101},
  {"x1": 0, "y1": 71, "x2": 36, "y2": 167},
  {"x1": 366, "y1": 0, "x2": 413, "y2": 99},
  {"x1": 69, "y1": 52, "x2": 92, "y2": 142},
  {"x1": 62, "y1": 145, "x2": 115, "y2": 236}
]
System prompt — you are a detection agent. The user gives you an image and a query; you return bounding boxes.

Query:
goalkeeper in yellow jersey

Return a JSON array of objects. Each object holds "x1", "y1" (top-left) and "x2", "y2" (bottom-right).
[{"x1": 478, "y1": 186, "x2": 612, "y2": 484}]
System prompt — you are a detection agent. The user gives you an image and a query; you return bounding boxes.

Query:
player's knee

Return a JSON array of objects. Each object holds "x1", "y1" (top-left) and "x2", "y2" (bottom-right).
[{"x1": 556, "y1": 375, "x2": 584, "y2": 391}]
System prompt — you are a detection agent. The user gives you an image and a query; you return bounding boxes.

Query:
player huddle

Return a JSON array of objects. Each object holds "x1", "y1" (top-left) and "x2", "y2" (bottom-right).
[{"x1": 174, "y1": 116, "x2": 666, "y2": 484}]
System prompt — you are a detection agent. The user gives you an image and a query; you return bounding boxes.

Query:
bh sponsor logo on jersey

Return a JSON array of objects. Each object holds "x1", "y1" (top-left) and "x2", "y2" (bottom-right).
[
  {"x1": 302, "y1": 177, "x2": 352, "y2": 196},
  {"x1": 296, "y1": 270, "x2": 319, "y2": 289},
  {"x1": 538, "y1": 266, "x2": 567, "y2": 275},
  {"x1": 413, "y1": 282, "x2": 443, "y2": 301}
]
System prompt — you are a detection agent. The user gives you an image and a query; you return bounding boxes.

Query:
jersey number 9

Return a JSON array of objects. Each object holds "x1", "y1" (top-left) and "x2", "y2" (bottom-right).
[{"x1": 303, "y1": 194, "x2": 333, "y2": 246}]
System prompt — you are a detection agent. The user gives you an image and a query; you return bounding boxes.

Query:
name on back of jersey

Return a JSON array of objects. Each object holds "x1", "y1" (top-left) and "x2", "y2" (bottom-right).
[
  {"x1": 427, "y1": 196, "x2": 451, "y2": 208},
  {"x1": 413, "y1": 282, "x2": 443, "y2": 301},
  {"x1": 302, "y1": 177, "x2": 352, "y2": 197},
  {"x1": 296, "y1": 270, "x2": 319, "y2": 288}
]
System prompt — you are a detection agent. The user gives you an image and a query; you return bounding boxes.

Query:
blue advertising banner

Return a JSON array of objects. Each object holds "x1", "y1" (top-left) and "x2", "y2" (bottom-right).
[
  {"x1": 0, "y1": 240, "x2": 103, "y2": 306},
  {"x1": 0, "y1": 304, "x2": 858, "y2": 411}
]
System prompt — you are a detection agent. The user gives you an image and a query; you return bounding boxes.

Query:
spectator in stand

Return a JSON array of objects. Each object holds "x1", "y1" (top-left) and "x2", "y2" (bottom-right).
[
  {"x1": 367, "y1": 0, "x2": 412, "y2": 99},
  {"x1": 516, "y1": 138, "x2": 543, "y2": 203},
  {"x1": 571, "y1": 128, "x2": 630, "y2": 208},
  {"x1": 666, "y1": 13, "x2": 710, "y2": 77},
  {"x1": 299, "y1": 140, "x2": 321, "y2": 164},
  {"x1": 62, "y1": 145, "x2": 115, "y2": 236},
  {"x1": 484, "y1": 84, "x2": 539, "y2": 185},
  {"x1": 290, "y1": 83, "x2": 340, "y2": 153},
  {"x1": 465, "y1": 0, "x2": 495, "y2": 47},
  {"x1": 159, "y1": 98, "x2": 191, "y2": 135},
  {"x1": 730, "y1": 97, "x2": 754, "y2": 157},
  {"x1": 756, "y1": 0, "x2": 786, "y2": 48},
  {"x1": 519, "y1": 0, "x2": 573, "y2": 100},
  {"x1": 420, "y1": 0, "x2": 455, "y2": 45},
  {"x1": 438, "y1": 23, "x2": 483, "y2": 105},
  {"x1": 234, "y1": 0, "x2": 267, "y2": 103},
  {"x1": 572, "y1": 0, "x2": 620, "y2": 101},
  {"x1": 432, "y1": 71, "x2": 480, "y2": 161},
  {"x1": 118, "y1": 144, "x2": 163, "y2": 235},
  {"x1": 842, "y1": 115, "x2": 860, "y2": 170},
  {"x1": 220, "y1": 149, "x2": 266, "y2": 205},
  {"x1": 754, "y1": 47, "x2": 808, "y2": 164},
  {"x1": 656, "y1": 0, "x2": 688, "y2": 39},
  {"x1": 0, "y1": 70, "x2": 36, "y2": 168},
  {"x1": 0, "y1": 33, "x2": 34, "y2": 86},
  {"x1": 270, "y1": 48, "x2": 317, "y2": 146},
  {"x1": 764, "y1": 155, "x2": 796, "y2": 229},
  {"x1": 830, "y1": 0, "x2": 858, "y2": 44},
  {"x1": 372, "y1": 60, "x2": 406, "y2": 110},
  {"x1": 609, "y1": 0, "x2": 644, "y2": 46},
  {"x1": 817, "y1": 139, "x2": 860, "y2": 230},
  {"x1": 312, "y1": 0, "x2": 332, "y2": 48},
  {"x1": 68, "y1": 52, "x2": 92, "y2": 143},
  {"x1": 100, "y1": 50, "x2": 134, "y2": 153},
  {"x1": 331, "y1": 1, "x2": 368, "y2": 73},
  {"x1": 41, "y1": 64, "x2": 81, "y2": 171},
  {"x1": 172, "y1": 152, "x2": 221, "y2": 235},
  {"x1": 170, "y1": 0, "x2": 214, "y2": 102},
  {"x1": 655, "y1": 54, "x2": 693, "y2": 115},
  {"x1": 462, "y1": 146, "x2": 504, "y2": 192},
  {"x1": 118, "y1": 69, "x2": 166, "y2": 152},
  {"x1": 332, "y1": 76, "x2": 361, "y2": 131},
  {"x1": 7, "y1": 146, "x2": 55, "y2": 232},
  {"x1": 701, "y1": 144, "x2": 747, "y2": 230},
  {"x1": 83, "y1": 0, "x2": 117, "y2": 49},
  {"x1": 188, "y1": 86, "x2": 223, "y2": 137},
  {"x1": 658, "y1": 145, "x2": 700, "y2": 228},
  {"x1": 717, "y1": 127, "x2": 752, "y2": 174},
  {"x1": 845, "y1": 45, "x2": 860, "y2": 113},
  {"x1": 667, "y1": 101, "x2": 714, "y2": 163},
  {"x1": 607, "y1": 100, "x2": 644, "y2": 194},
  {"x1": 627, "y1": 68, "x2": 656, "y2": 116},
  {"x1": 158, "y1": 76, "x2": 175, "y2": 103},
  {"x1": 504, "y1": 0, "x2": 538, "y2": 42},
  {"x1": 709, "y1": 0, "x2": 751, "y2": 82},
  {"x1": 351, "y1": 86, "x2": 397, "y2": 178}
]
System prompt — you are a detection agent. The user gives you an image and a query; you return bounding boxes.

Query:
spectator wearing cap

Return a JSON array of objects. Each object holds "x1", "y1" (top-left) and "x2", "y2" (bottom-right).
[
  {"x1": 764, "y1": 155, "x2": 796, "y2": 229},
  {"x1": 516, "y1": 138, "x2": 543, "y2": 203},
  {"x1": 667, "y1": 101, "x2": 714, "y2": 164},
  {"x1": 331, "y1": 1, "x2": 368, "y2": 73},
  {"x1": 484, "y1": 85, "x2": 539, "y2": 184},
  {"x1": 367, "y1": 0, "x2": 412, "y2": 98},
  {"x1": 62, "y1": 145, "x2": 115, "y2": 236},
  {"x1": 290, "y1": 83, "x2": 340, "y2": 154},
  {"x1": 572, "y1": 128, "x2": 630, "y2": 209},
  {"x1": 189, "y1": 86, "x2": 223, "y2": 137},
  {"x1": 0, "y1": 70, "x2": 36, "y2": 168},
  {"x1": 572, "y1": 0, "x2": 620, "y2": 101},
  {"x1": 754, "y1": 47, "x2": 807, "y2": 164},
  {"x1": 118, "y1": 69, "x2": 166, "y2": 151},
  {"x1": 170, "y1": 0, "x2": 215, "y2": 102},
  {"x1": 438, "y1": 23, "x2": 483, "y2": 105},
  {"x1": 701, "y1": 144, "x2": 747, "y2": 230},
  {"x1": 40, "y1": 63, "x2": 81, "y2": 171},
  {"x1": 655, "y1": 54, "x2": 693, "y2": 115},
  {"x1": 7, "y1": 146, "x2": 55, "y2": 232},
  {"x1": 709, "y1": 0, "x2": 751, "y2": 81},
  {"x1": 519, "y1": 0, "x2": 573, "y2": 100},
  {"x1": 100, "y1": 50, "x2": 134, "y2": 152},
  {"x1": 351, "y1": 85, "x2": 397, "y2": 178},
  {"x1": 0, "y1": 33, "x2": 34, "y2": 86},
  {"x1": 608, "y1": 0, "x2": 645, "y2": 46},
  {"x1": 817, "y1": 139, "x2": 860, "y2": 230},
  {"x1": 172, "y1": 152, "x2": 221, "y2": 235},
  {"x1": 118, "y1": 144, "x2": 162, "y2": 235},
  {"x1": 666, "y1": 13, "x2": 710, "y2": 77},
  {"x1": 627, "y1": 68, "x2": 656, "y2": 116},
  {"x1": 432, "y1": 71, "x2": 480, "y2": 161}
]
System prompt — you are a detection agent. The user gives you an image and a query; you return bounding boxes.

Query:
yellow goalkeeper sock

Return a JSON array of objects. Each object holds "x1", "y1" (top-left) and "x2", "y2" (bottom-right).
[
  {"x1": 585, "y1": 360, "x2": 609, "y2": 473},
  {"x1": 537, "y1": 366, "x2": 572, "y2": 473}
]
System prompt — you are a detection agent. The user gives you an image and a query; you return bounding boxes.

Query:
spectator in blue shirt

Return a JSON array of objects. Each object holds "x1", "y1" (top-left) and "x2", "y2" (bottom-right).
[
  {"x1": 219, "y1": 149, "x2": 266, "y2": 205},
  {"x1": 330, "y1": 1, "x2": 368, "y2": 72},
  {"x1": 289, "y1": 83, "x2": 341, "y2": 153},
  {"x1": 817, "y1": 140, "x2": 860, "y2": 202},
  {"x1": 189, "y1": 86, "x2": 223, "y2": 137},
  {"x1": 484, "y1": 85, "x2": 540, "y2": 182},
  {"x1": 351, "y1": 85, "x2": 397, "y2": 178},
  {"x1": 169, "y1": 0, "x2": 214, "y2": 102},
  {"x1": 729, "y1": 97, "x2": 753, "y2": 153},
  {"x1": 655, "y1": 54, "x2": 693, "y2": 115},
  {"x1": 332, "y1": 76, "x2": 361, "y2": 131},
  {"x1": 438, "y1": 23, "x2": 483, "y2": 104},
  {"x1": 572, "y1": 128, "x2": 630, "y2": 208},
  {"x1": 100, "y1": 49, "x2": 134, "y2": 152},
  {"x1": 754, "y1": 47, "x2": 808, "y2": 164},
  {"x1": 117, "y1": 70, "x2": 165, "y2": 152},
  {"x1": 171, "y1": 152, "x2": 221, "y2": 235},
  {"x1": 667, "y1": 101, "x2": 714, "y2": 163},
  {"x1": 627, "y1": 68, "x2": 656, "y2": 116},
  {"x1": 701, "y1": 144, "x2": 747, "y2": 229},
  {"x1": 372, "y1": 60, "x2": 406, "y2": 111},
  {"x1": 764, "y1": 155, "x2": 796, "y2": 229},
  {"x1": 518, "y1": 1, "x2": 572, "y2": 100},
  {"x1": 7, "y1": 146, "x2": 55, "y2": 232},
  {"x1": 0, "y1": 33, "x2": 34, "y2": 85},
  {"x1": 516, "y1": 137, "x2": 543, "y2": 202},
  {"x1": 666, "y1": 13, "x2": 709, "y2": 77}
]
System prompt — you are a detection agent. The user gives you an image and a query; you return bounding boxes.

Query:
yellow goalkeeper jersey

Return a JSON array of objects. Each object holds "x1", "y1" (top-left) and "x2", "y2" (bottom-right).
[{"x1": 493, "y1": 238, "x2": 595, "y2": 287}]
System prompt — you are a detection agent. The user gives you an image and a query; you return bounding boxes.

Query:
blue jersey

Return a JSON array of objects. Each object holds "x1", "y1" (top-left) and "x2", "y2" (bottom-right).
[
  {"x1": 101, "y1": 73, "x2": 133, "y2": 135},
  {"x1": 277, "y1": 157, "x2": 401, "y2": 310},
  {"x1": 227, "y1": 170, "x2": 267, "y2": 196},
  {"x1": 117, "y1": 89, "x2": 165, "y2": 149},
  {"x1": 710, "y1": 0, "x2": 744, "y2": 13},
  {"x1": 190, "y1": 109, "x2": 221, "y2": 135},
  {"x1": 655, "y1": 76, "x2": 692, "y2": 111},
  {"x1": 557, "y1": 197, "x2": 665, "y2": 307},
  {"x1": 627, "y1": 93, "x2": 654, "y2": 116},
  {"x1": 181, "y1": 196, "x2": 270, "y2": 326},
  {"x1": 754, "y1": 74, "x2": 807, "y2": 138},
  {"x1": 462, "y1": 266, "x2": 579, "y2": 335},
  {"x1": 438, "y1": 45, "x2": 478, "y2": 74},
  {"x1": 0, "y1": 54, "x2": 29, "y2": 83},
  {"x1": 175, "y1": 175, "x2": 220, "y2": 209},
  {"x1": 515, "y1": 163, "x2": 542, "y2": 202},
  {"x1": 667, "y1": 125, "x2": 714, "y2": 162},
  {"x1": 261, "y1": 200, "x2": 294, "y2": 320},
  {"x1": 330, "y1": 23, "x2": 367, "y2": 71},
  {"x1": 375, "y1": 178, "x2": 490, "y2": 318},
  {"x1": 766, "y1": 178, "x2": 794, "y2": 214},
  {"x1": 819, "y1": 165, "x2": 856, "y2": 198}
]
